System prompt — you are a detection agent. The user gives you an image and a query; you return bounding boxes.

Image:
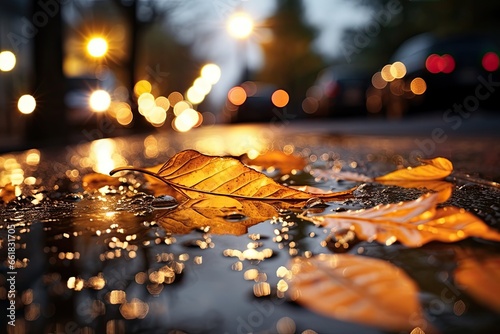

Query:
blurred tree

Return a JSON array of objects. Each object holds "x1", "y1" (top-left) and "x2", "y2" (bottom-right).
[
  {"x1": 256, "y1": 0, "x2": 326, "y2": 114},
  {"x1": 27, "y1": 0, "x2": 67, "y2": 145}
]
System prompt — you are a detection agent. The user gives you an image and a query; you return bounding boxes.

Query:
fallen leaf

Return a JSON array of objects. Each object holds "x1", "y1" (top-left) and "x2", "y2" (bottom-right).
[
  {"x1": 155, "y1": 197, "x2": 279, "y2": 235},
  {"x1": 111, "y1": 150, "x2": 354, "y2": 201},
  {"x1": 300, "y1": 193, "x2": 500, "y2": 247},
  {"x1": 454, "y1": 252, "x2": 500, "y2": 313},
  {"x1": 82, "y1": 173, "x2": 121, "y2": 191},
  {"x1": 375, "y1": 157, "x2": 453, "y2": 181},
  {"x1": 287, "y1": 254, "x2": 432, "y2": 332},
  {"x1": 240, "y1": 150, "x2": 307, "y2": 174}
]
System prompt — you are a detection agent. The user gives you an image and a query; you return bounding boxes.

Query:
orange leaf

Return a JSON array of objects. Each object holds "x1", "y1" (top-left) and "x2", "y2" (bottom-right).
[
  {"x1": 287, "y1": 254, "x2": 433, "y2": 332},
  {"x1": 376, "y1": 157, "x2": 453, "y2": 181},
  {"x1": 300, "y1": 193, "x2": 500, "y2": 247},
  {"x1": 155, "y1": 197, "x2": 278, "y2": 235},
  {"x1": 454, "y1": 253, "x2": 500, "y2": 313},
  {"x1": 111, "y1": 150, "x2": 354, "y2": 201}
]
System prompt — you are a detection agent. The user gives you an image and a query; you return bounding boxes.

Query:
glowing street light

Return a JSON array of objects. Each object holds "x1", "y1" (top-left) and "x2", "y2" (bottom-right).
[
  {"x1": 0, "y1": 51, "x2": 16, "y2": 72},
  {"x1": 18, "y1": 94, "x2": 36, "y2": 114},
  {"x1": 89, "y1": 90, "x2": 111, "y2": 112},
  {"x1": 87, "y1": 37, "x2": 108, "y2": 58},
  {"x1": 227, "y1": 13, "x2": 254, "y2": 40}
]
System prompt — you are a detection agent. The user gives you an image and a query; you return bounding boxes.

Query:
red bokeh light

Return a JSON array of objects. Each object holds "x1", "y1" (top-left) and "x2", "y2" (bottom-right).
[
  {"x1": 482, "y1": 52, "x2": 500, "y2": 72},
  {"x1": 425, "y1": 54, "x2": 455, "y2": 74}
]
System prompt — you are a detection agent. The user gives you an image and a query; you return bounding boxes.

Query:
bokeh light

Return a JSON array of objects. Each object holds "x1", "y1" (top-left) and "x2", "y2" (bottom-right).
[
  {"x1": 482, "y1": 52, "x2": 499, "y2": 72},
  {"x1": 134, "y1": 80, "x2": 152, "y2": 97},
  {"x1": 302, "y1": 97, "x2": 319, "y2": 114},
  {"x1": 381, "y1": 64, "x2": 395, "y2": 82},
  {"x1": 89, "y1": 90, "x2": 111, "y2": 112},
  {"x1": 155, "y1": 96, "x2": 170, "y2": 111},
  {"x1": 87, "y1": 37, "x2": 108, "y2": 58},
  {"x1": 17, "y1": 95, "x2": 36, "y2": 114},
  {"x1": 371, "y1": 72, "x2": 387, "y2": 89},
  {"x1": 389, "y1": 61, "x2": 406, "y2": 79},
  {"x1": 173, "y1": 108, "x2": 199, "y2": 132},
  {"x1": 227, "y1": 12, "x2": 254, "y2": 39},
  {"x1": 186, "y1": 87, "x2": 205, "y2": 105},
  {"x1": 168, "y1": 92, "x2": 184, "y2": 107},
  {"x1": 0, "y1": 51, "x2": 16, "y2": 72},
  {"x1": 410, "y1": 77, "x2": 427, "y2": 95},
  {"x1": 173, "y1": 100, "x2": 191, "y2": 116},
  {"x1": 271, "y1": 89, "x2": 289, "y2": 108},
  {"x1": 228, "y1": 86, "x2": 247, "y2": 106},
  {"x1": 200, "y1": 64, "x2": 221, "y2": 84}
]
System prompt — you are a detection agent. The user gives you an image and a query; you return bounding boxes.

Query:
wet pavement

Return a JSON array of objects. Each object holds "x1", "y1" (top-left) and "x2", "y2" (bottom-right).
[{"x1": 1, "y1": 115, "x2": 500, "y2": 333}]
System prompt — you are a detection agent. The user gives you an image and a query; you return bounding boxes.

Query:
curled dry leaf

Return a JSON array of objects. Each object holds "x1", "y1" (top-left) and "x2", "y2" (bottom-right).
[
  {"x1": 155, "y1": 197, "x2": 278, "y2": 235},
  {"x1": 287, "y1": 254, "x2": 432, "y2": 332},
  {"x1": 376, "y1": 157, "x2": 453, "y2": 181},
  {"x1": 111, "y1": 150, "x2": 354, "y2": 201},
  {"x1": 300, "y1": 192, "x2": 500, "y2": 247},
  {"x1": 454, "y1": 252, "x2": 500, "y2": 313},
  {"x1": 240, "y1": 150, "x2": 307, "y2": 174}
]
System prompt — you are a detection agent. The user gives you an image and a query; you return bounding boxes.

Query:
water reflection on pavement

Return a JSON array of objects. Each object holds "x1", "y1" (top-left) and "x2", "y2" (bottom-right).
[{"x1": 1, "y1": 123, "x2": 499, "y2": 333}]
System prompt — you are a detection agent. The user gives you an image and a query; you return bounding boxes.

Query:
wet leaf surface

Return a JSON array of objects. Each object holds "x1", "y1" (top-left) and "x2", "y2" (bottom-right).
[
  {"x1": 300, "y1": 192, "x2": 500, "y2": 247},
  {"x1": 375, "y1": 157, "x2": 453, "y2": 181},
  {"x1": 111, "y1": 149, "x2": 354, "y2": 201}
]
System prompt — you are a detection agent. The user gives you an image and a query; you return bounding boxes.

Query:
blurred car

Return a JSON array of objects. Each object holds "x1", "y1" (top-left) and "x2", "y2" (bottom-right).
[
  {"x1": 226, "y1": 81, "x2": 285, "y2": 123},
  {"x1": 369, "y1": 32, "x2": 500, "y2": 116},
  {"x1": 314, "y1": 65, "x2": 372, "y2": 117}
]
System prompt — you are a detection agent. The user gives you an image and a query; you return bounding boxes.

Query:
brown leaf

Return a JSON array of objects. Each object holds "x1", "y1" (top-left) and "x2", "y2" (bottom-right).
[
  {"x1": 82, "y1": 173, "x2": 121, "y2": 191},
  {"x1": 375, "y1": 157, "x2": 453, "y2": 181},
  {"x1": 300, "y1": 193, "x2": 500, "y2": 247},
  {"x1": 240, "y1": 150, "x2": 307, "y2": 174},
  {"x1": 454, "y1": 252, "x2": 500, "y2": 313},
  {"x1": 155, "y1": 197, "x2": 278, "y2": 235},
  {"x1": 287, "y1": 254, "x2": 432, "y2": 332},
  {"x1": 111, "y1": 150, "x2": 354, "y2": 201}
]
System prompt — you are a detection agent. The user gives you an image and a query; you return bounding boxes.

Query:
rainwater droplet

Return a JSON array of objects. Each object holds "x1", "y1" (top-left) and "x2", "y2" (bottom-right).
[
  {"x1": 223, "y1": 212, "x2": 247, "y2": 222},
  {"x1": 151, "y1": 195, "x2": 178, "y2": 209},
  {"x1": 63, "y1": 193, "x2": 83, "y2": 202}
]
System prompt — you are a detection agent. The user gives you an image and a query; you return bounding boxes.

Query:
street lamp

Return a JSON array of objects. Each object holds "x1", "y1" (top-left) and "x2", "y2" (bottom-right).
[
  {"x1": 227, "y1": 12, "x2": 254, "y2": 82},
  {"x1": 87, "y1": 37, "x2": 108, "y2": 58},
  {"x1": 227, "y1": 12, "x2": 254, "y2": 40}
]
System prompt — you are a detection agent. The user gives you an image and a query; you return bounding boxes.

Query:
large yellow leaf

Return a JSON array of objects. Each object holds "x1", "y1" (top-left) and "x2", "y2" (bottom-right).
[
  {"x1": 376, "y1": 157, "x2": 453, "y2": 181},
  {"x1": 300, "y1": 193, "x2": 500, "y2": 247},
  {"x1": 111, "y1": 150, "x2": 353, "y2": 201},
  {"x1": 454, "y1": 252, "x2": 500, "y2": 313},
  {"x1": 155, "y1": 197, "x2": 279, "y2": 235},
  {"x1": 287, "y1": 254, "x2": 432, "y2": 332}
]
